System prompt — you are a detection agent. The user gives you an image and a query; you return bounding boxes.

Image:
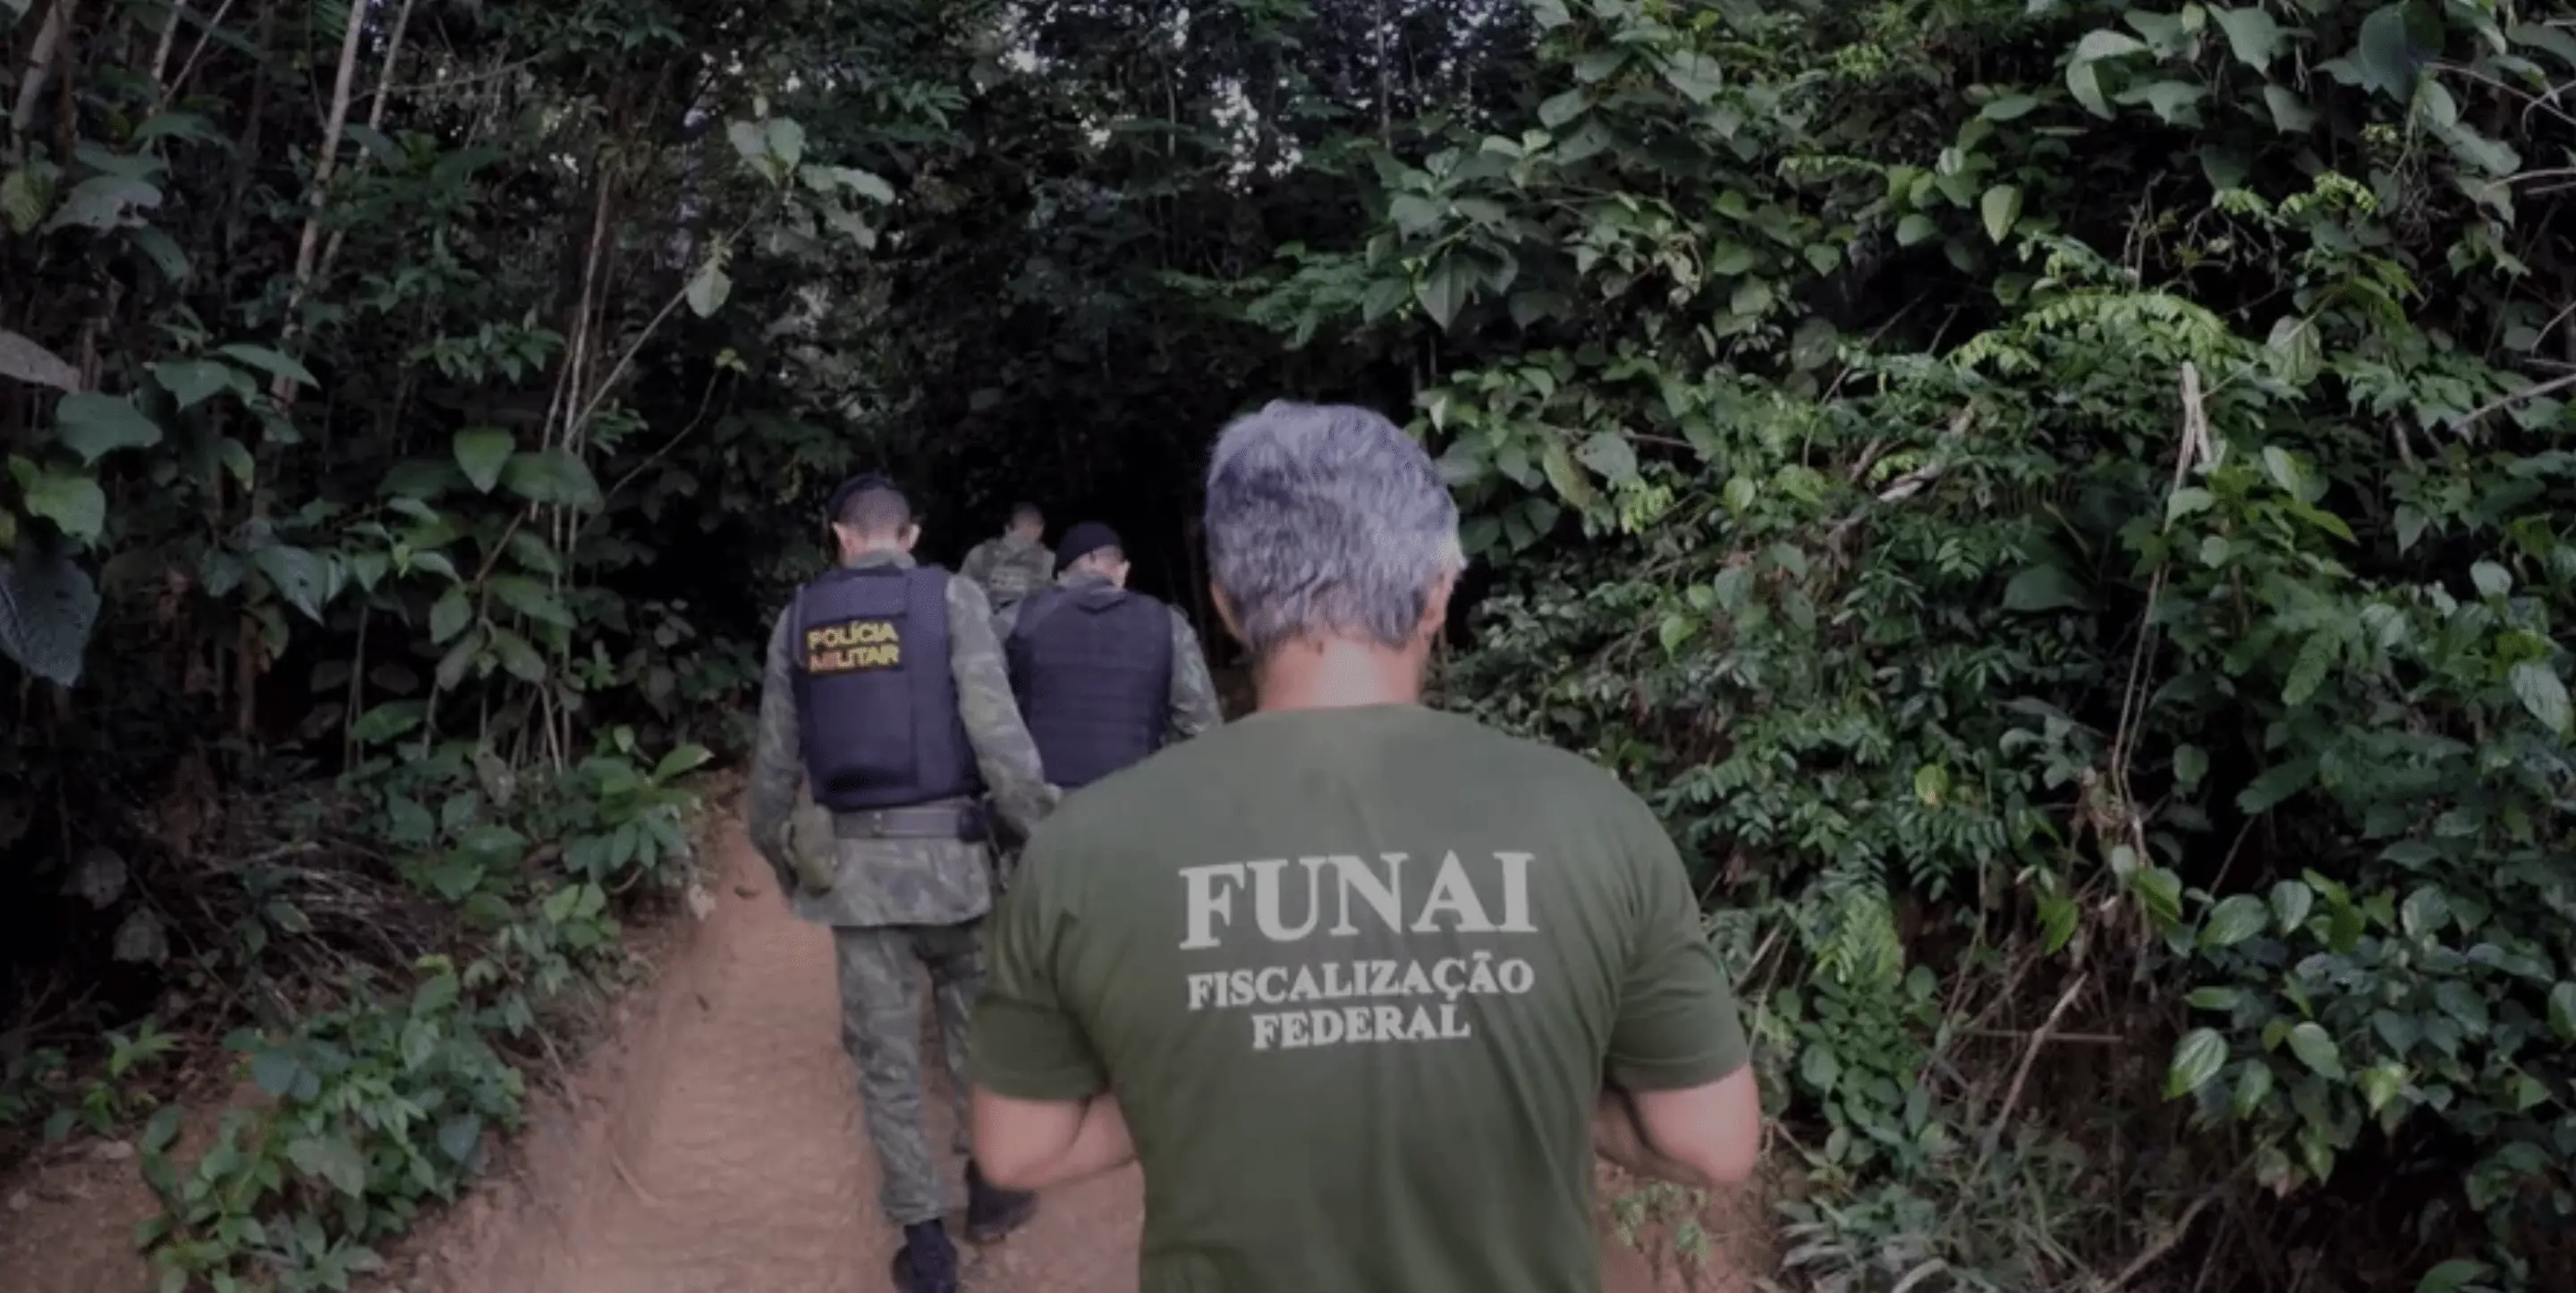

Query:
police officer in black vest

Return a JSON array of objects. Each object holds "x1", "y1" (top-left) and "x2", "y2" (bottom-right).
[
  {"x1": 744, "y1": 473, "x2": 1055, "y2": 1293},
  {"x1": 994, "y1": 521, "x2": 1224, "y2": 793}
]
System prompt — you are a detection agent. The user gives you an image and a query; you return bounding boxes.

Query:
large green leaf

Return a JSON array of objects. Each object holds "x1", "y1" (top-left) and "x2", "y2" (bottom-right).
[
  {"x1": 215, "y1": 343, "x2": 318, "y2": 388},
  {"x1": 2285, "y1": 1021, "x2": 2344, "y2": 1079},
  {"x1": 453, "y1": 427, "x2": 516, "y2": 494},
  {"x1": 54, "y1": 393, "x2": 164, "y2": 463},
  {"x1": 2002, "y1": 564, "x2": 2089, "y2": 613},
  {"x1": 0, "y1": 546, "x2": 100, "y2": 686},
  {"x1": 2211, "y1": 6, "x2": 2285, "y2": 71},
  {"x1": 150, "y1": 359, "x2": 234, "y2": 410},
  {"x1": 41, "y1": 175, "x2": 161, "y2": 232},
  {"x1": 21, "y1": 466, "x2": 106, "y2": 541},
  {"x1": 0, "y1": 328, "x2": 79, "y2": 392},
  {"x1": 2508, "y1": 660, "x2": 2570, "y2": 737},
  {"x1": 2354, "y1": 4, "x2": 2433, "y2": 101},
  {"x1": 501, "y1": 449, "x2": 604, "y2": 511},
  {"x1": 2200, "y1": 894, "x2": 2271, "y2": 949},
  {"x1": 1417, "y1": 254, "x2": 1474, "y2": 330},
  {"x1": 251, "y1": 545, "x2": 332, "y2": 623},
  {"x1": 2165, "y1": 1028, "x2": 2228, "y2": 1097}
]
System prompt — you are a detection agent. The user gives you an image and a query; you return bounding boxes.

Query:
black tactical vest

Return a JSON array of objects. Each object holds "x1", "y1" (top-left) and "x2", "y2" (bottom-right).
[
  {"x1": 1005, "y1": 584, "x2": 1173, "y2": 790},
  {"x1": 791, "y1": 565, "x2": 984, "y2": 811}
]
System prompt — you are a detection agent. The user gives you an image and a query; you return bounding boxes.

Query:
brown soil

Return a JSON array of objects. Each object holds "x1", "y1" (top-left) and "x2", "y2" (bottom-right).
[{"x1": 1, "y1": 815, "x2": 1767, "y2": 1293}]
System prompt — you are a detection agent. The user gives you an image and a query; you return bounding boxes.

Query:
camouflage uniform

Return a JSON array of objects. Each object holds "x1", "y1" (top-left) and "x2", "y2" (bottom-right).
[
  {"x1": 745, "y1": 551, "x2": 1058, "y2": 1230},
  {"x1": 994, "y1": 568, "x2": 1225, "y2": 743},
  {"x1": 958, "y1": 532, "x2": 1055, "y2": 612}
]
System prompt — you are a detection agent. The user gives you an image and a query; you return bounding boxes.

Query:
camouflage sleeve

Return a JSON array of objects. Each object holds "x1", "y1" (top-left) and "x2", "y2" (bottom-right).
[
  {"x1": 945, "y1": 576, "x2": 1060, "y2": 835},
  {"x1": 1166, "y1": 609, "x2": 1223, "y2": 739},
  {"x1": 744, "y1": 608, "x2": 804, "y2": 891},
  {"x1": 959, "y1": 540, "x2": 995, "y2": 588}
]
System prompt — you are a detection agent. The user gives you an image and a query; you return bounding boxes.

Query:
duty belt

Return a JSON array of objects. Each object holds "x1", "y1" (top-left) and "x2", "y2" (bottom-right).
[{"x1": 832, "y1": 803, "x2": 973, "y2": 841}]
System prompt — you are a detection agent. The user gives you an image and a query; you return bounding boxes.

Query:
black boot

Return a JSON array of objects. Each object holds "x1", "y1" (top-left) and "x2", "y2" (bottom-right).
[
  {"x1": 891, "y1": 1220, "x2": 959, "y2": 1293},
  {"x1": 964, "y1": 1160, "x2": 1038, "y2": 1243}
]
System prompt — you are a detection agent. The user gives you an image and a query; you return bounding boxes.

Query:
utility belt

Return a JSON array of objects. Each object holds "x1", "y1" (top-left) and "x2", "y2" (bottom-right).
[{"x1": 828, "y1": 797, "x2": 993, "y2": 843}]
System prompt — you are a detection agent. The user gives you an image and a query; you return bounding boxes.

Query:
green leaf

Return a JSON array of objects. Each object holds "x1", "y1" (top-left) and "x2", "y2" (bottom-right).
[
  {"x1": 2165, "y1": 1028, "x2": 2227, "y2": 1098},
  {"x1": 2185, "y1": 987, "x2": 2241, "y2": 1011},
  {"x1": 23, "y1": 467, "x2": 106, "y2": 541},
  {"x1": 491, "y1": 627, "x2": 547, "y2": 682},
  {"x1": 1538, "y1": 89, "x2": 1589, "y2": 129},
  {"x1": 0, "y1": 546, "x2": 101, "y2": 686},
  {"x1": 490, "y1": 574, "x2": 575, "y2": 630},
  {"x1": 2002, "y1": 564, "x2": 2089, "y2": 613},
  {"x1": 843, "y1": 168, "x2": 896, "y2": 205},
  {"x1": 437, "y1": 1115, "x2": 484, "y2": 1165},
  {"x1": 250, "y1": 545, "x2": 331, "y2": 623},
  {"x1": 2359, "y1": 1062, "x2": 2407, "y2": 1115},
  {"x1": 1894, "y1": 214, "x2": 1938, "y2": 247},
  {"x1": 2262, "y1": 84, "x2": 2320, "y2": 133},
  {"x1": 288, "y1": 1136, "x2": 369, "y2": 1197},
  {"x1": 2230, "y1": 1061, "x2": 2274, "y2": 1119},
  {"x1": 2135, "y1": 80, "x2": 2207, "y2": 125},
  {"x1": 149, "y1": 359, "x2": 233, "y2": 410},
  {"x1": 250, "y1": 1049, "x2": 303, "y2": 1098},
  {"x1": 2282, "y1": 632, "x2": 2335, "y2": 706},
  {"x1": 2201, "y1": 894, "x2": 2270, "y2": 949},
  {"x1": 2270, "y1": 881, "x2": 2313, "y2": 933},
  {"x1": 685, "y1": 260, "x2": 732, "y2": 317},
  {"x1": 429, "y1": 587, "x2": 473, "y2": 645},
  {"x1": 0, "y1": 327, "x2": 80, "y2": 391},
  {"x1": 1979, "y1": 184, "x2": 2022, "y2": 243},
  {"x1": 1661, "y1": 52, "x2": 1724, "y2": 104},
  {"x1": 1575, "y1": 432, "x2": 1639, "y2": 484},
  {"x1": 2072, "y1": 30, "x2": 2151, "y2": 64},
  {"x1": 726, "y1": 121, "x2": 767, "y2": 170},
  {"x1": 2417, "y1": 1260, "x2": 2491, "y2": 1293},
  {"x1": 1730, "y1": 277, "x2": 1774, "y2": 317},
  {"x1": 2212, "y1": 6, "x2": 2284, "y2": 70},
  {"x1": 383, "y1": 457, "x2": 462, "y2": 500},
  {"x1": 140, "y1": 1105, "x2": 182, "y2": 1157},
  {"x1": 2546, "y1": 983, "x2": 2576, "y2": 1041},
  {"x1": 765, "y1": 117, "x2": 806, "y2": 171},
  {"x1": 214, "y1": 344, "x2": 316, "y2": 388},
  {"x1": 2174, "y1": 743, "x2": 2208, "y2": 788},
  {"x1": 2286, "y1": 1021, "x2": 2343, "y2": 1079},
  {"x1": 2260, "y1": 445, "x2": 2308, "y2": 498},
  {"x1": 42, "y1": 174, "x2": 160, "y2": 232},
  {"x1": 1539, "y1": 440, "x2": 1596, "y2": 512},
  {"x1": 1657, "y1": 613, "x2": 1697, "y2": 655},
  {"x1": 2470, "y1": 562, "x2": 2512, "y2": 598},
  {"x1": 453, "y1": 427, "x2": 515, "y2": 494},
  {"x1": 2400, "y1": 885, "x2": 2451, "y2": 938},
  {"x1": 2355, "y1": 4, "x2": 2432, "y2": 101},
  {"x1": 501, "y1": 448, "x2": 604, "y2": 511},
  {"x1": 2237, "y1": 757, "x2": 2314, "y2": 814},
  {"x1": 1979, "y1": 93, "x2": 2040, "y2": 122},
  {"x1": 2509, "y1": 660, "x2": 2570, "y2": 737},
  {"x1": 2036, "y1": 893, "x2": 2078, "y2": 953},
  {"x1": 0, "y1": 165, "x2": 55, "y2": 234},
  {"x1": 53, "y1": 393, "x2": 165, "y2": 463},
  {"x1": 127, "y1": 225, "x2": 191, "y2": 283},
  {"x1": 653, "y1": 744, "x2": 714, "y2": 781},
  {"x1": 1418, "y1": 254, "x2": 1474, "y2": 331}
]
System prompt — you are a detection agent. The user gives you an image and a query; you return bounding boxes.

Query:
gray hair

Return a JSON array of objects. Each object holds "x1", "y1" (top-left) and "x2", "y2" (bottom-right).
[{"x1": 1203, "y1": 401, "x2": 1462, "y2": 658}]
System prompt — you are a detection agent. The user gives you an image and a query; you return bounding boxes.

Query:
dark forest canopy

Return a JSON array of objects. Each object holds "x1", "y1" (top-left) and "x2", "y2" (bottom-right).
[{"x1": 4, "y1": 1, "x2": 2574, "y2": 1289}]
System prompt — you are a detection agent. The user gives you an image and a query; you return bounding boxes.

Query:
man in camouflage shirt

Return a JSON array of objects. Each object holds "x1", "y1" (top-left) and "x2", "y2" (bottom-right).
[
  {"x1": 957, "y1": 503, "x2": 1054, "y2": 613},
  {"x1": 745, "y1": 474, "x2": 1057, "y2": 1293}
]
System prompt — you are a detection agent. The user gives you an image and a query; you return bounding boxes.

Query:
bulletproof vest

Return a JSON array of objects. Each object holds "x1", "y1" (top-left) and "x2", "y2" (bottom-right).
[
  {"x1": 791, "y1": 565, "x2": 985, "y2": 811},
  {"x1": 1005, "y1": 584, "x2": 1173, "y2": 790}
]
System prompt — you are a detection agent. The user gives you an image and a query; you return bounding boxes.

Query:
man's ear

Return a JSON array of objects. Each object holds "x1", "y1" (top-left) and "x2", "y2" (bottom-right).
[
  {"x1": 829, "y1": 521, "x2": 858, "y2": 562},
  {"x1": 1417, "y1": 569, "x2": 1457, "y2": 646},
  {"x1": 898, "y1": 523, "x2": 921, "y2": 554},
  {"x1": 1210, "y1": 584, "x2": 1244, "y2": 644}
]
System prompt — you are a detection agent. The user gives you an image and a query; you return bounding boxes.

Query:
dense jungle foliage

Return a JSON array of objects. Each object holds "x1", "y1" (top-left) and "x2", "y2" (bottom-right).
[{"x1": 3, "y1": 0, "x2": 2572, "y2": 1289}]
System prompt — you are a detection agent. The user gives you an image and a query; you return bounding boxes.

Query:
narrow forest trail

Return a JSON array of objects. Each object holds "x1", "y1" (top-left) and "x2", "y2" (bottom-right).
[{"x1": 370, "y1": 813, "x2": 1758, "y2": 1293}]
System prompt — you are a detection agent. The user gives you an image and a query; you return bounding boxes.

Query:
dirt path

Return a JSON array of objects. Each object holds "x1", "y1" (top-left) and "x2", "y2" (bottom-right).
[{"x1": 5, "y1": 815, "x2": 1759, "y2": 1292}]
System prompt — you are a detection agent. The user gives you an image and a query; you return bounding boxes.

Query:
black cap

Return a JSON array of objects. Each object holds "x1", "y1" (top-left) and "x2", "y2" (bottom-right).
[
  {"x1": 1055, "y1": 521, "x2": 1123, "y2": 575},
  {"x1": 826, "y1": 471, "x2": 897, "y2": 522}
]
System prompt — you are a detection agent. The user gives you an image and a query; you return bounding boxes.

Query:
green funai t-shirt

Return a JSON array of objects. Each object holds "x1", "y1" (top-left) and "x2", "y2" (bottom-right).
[{"x1": 970, "y1": 704, "x2": 1750, "y2": 1293}]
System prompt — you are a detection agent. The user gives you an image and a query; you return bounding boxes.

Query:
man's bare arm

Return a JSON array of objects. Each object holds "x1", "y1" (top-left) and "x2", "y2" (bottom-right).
[
  {"x1": 1594, "y1": 1068, "x2": 1761, "y2": 1187},
  {"x1": 968, "y1": 1087, "x2": 1135, "y2": 1191}
]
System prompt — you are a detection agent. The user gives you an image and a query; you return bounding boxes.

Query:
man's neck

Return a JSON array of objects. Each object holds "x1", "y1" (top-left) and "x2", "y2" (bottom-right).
[{"x1": 1254, "y1": 638, "x2": 1427, "y2": 713}]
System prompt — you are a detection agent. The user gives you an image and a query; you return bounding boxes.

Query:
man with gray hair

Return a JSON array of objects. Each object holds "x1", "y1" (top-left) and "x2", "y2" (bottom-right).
[{"x1": 965, "y1": 402, "x2": 1760, "y2": 1293}]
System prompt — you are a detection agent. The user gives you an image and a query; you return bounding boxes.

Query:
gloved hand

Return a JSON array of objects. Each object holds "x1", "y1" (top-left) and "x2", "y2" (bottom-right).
[{"x1": 787, "y1": 799, "x2": 837, "y2": 892}]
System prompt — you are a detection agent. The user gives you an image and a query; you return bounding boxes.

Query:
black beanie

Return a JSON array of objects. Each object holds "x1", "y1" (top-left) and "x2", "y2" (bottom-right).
[{"x1": 1055, "y1": 521, "x2": 1123, "y2": 575}]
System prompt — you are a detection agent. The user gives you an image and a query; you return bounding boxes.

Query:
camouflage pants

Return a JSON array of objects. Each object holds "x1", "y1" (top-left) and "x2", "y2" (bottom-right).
[{"x1": 832, "y1": 921, "x2": 982, "y2": 1227}]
